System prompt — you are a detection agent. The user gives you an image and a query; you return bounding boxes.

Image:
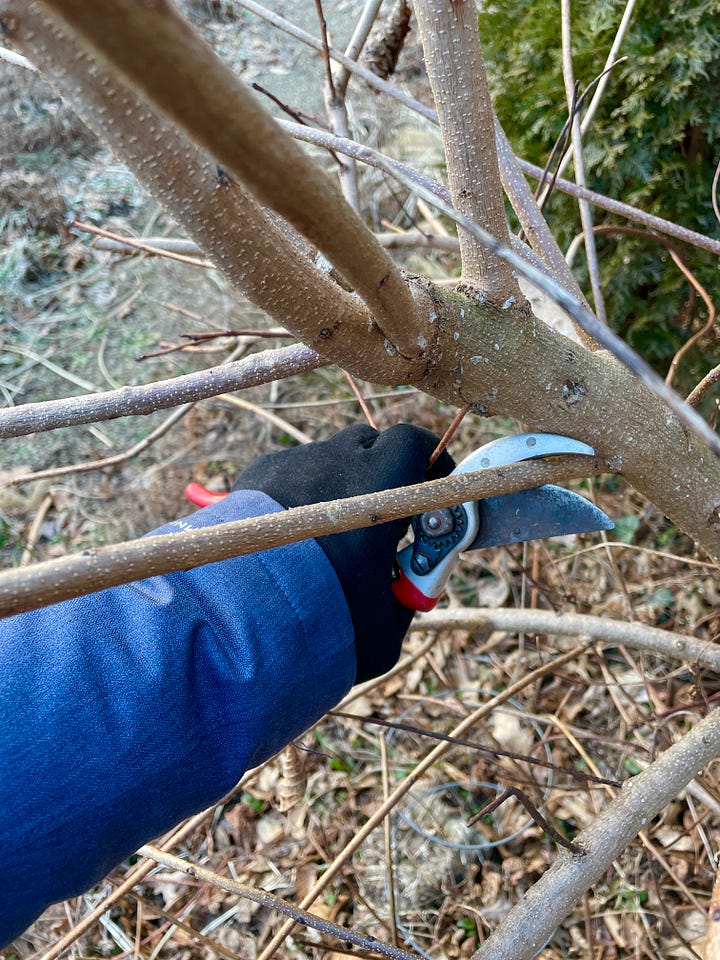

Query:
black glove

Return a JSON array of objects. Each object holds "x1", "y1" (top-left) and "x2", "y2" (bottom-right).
[{"x1": 232, "y1": 423, "x2": 455, "y2": 682}]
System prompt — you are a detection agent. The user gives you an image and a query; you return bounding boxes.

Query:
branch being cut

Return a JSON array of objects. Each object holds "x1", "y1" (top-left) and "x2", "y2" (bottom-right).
[
  {"x1": 0, "y1": 455, "x2": 604, "y2": 618},
  {"x1": 413, "y1": 0, "x2": 518, "y2": 300},
  {"x1": 35, "y1": 0, "x2": 423, "y2": 358}
]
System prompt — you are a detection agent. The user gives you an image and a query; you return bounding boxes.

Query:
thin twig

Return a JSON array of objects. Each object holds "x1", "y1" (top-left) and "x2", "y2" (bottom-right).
[
  {"x1": 467, "y1": 786, "x2": 581, "y2": 854},
  {"x1": 379, "y1": 734, "x2": 399, "y2": 948},
  {"x1": 543, "y1": 0, "x2": 638, "y2": 189},
  {"x1": 566, "y1": 223, "x2": 717, "y2": 390},
  {"x1": 2, "y1": 344, "x2": 98, "y2": 393},
  {"x1": 182, "y1": 328, "x2": 290, "y2": 341},
  {"x1": 518, "y1": 154, "x2": 720, "y2": 258},
  {"x1": 71, "y1": 220, "x2": 212, "y2": 267},
  {"x1": 251, "y1": 82, "x2": 331, "y2": 137},
  {"x1": 428, "y1": 403, "x2": 471, "y2": 469},
  {"x1": 376, "y1": 230, "x2": 459, "y2": 252},
  {"x1": 713, "y1": 157, "x2": 720, "y2": 228},
  {"x1": 665, "y1": 248, "x2": 716, "y2": 387},
  {"x1": 534, "y1": 59, "x2": 627, "y2": 208},
  {"x1": 314, "y1": 0, "x2": 336, "y2": 100},
  {"x1": 139, "y1": 845, "x2": 422, "y2": 960},
  {"x1": 19, "y1": 493, "x2": 53, "y2": 566},
  {"x1": 331, "y1": 711, "x2": 620, "y2": 788},
  {"x1": 687, "y1": 363, "x2": 720, "y2": 408},
  {"x1": 342, "y1": 370, "x2": 378, "y2": 429},
  {"x1": 217, "y1": 393, "x2": 312, "y2": 444},
  {"x1": 7, "y1": 403, "x2": 194, "y2": 487},
  {"x1": 0, "y1": 43, "x2": 37, "y2": 69},
  {"x1": 90, "y1": 235, "x2": 203, "y2": 257}
]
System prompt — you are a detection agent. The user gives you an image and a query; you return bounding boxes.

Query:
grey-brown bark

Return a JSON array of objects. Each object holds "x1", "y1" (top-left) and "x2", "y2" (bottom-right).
[{"x1": 412, "y1": 0, "x2": 518, "y2": 299}]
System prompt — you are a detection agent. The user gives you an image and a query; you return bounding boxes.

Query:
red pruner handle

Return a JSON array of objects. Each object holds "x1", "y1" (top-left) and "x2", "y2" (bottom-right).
[
  {"x1": 184, "y1": 483, "x2": 229, "y2": 507},
  {"x1": 391, "y1": 569, "x2": 439, "y2": 612}
]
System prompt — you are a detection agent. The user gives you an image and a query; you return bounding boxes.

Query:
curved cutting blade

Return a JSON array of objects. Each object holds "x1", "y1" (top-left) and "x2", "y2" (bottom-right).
[{"x1": 467, "y1": 485, "x2": 613, "y2": 550}]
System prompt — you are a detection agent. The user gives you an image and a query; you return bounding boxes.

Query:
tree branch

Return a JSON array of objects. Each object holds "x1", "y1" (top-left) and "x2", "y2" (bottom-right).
[
  {"x1": 35, "y1": 0, "x2": 423, "y2": 358},
  {"x1": 0, "y1": 455, "x2": 604, "y2": 618},
  {"x1": 390, "y1": 168, "x2": 720, "y2": 466},
  {"x1": 234, "y1": 0, "x2": 720, "y2": 260},
  {"x1": 139, "y1": 845, "x2": 421, "y2": 960},
  {"x1": 471, "y1": 706, "x2": 720, "y2": 960},
  {"x1": 335, "y1": 0, "x2": 384, "y2": 95},
  {"x1": 5, "y1": 0, "x2": 421, "y2": 383},
  {"x1": 0, "y1": 344, "x2": 325, "y2": 440},
  {"x1": 418, "y1": 607, "x2": 720, "y2": 673},
  {"x1": 544, "y1": 0, "x2": 638, "y2": 191},
  {"x1": 412, "y1": 0, "x2": 517, "y2": 299},
  {"x1": 492, "y1": 121, "x2": 596, "y2": 341},
  {"x1": 560, "y1": 0, "x2": 607, "y2": 324},
  {"x1": 280, "y1": 120, "x2": 557, "y2": 275},
  {"x1": 518, "y1": 155, "x2": 720, "y2": 257}
]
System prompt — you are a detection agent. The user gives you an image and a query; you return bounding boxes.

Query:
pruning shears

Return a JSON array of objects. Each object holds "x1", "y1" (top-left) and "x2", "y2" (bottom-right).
[
  {"x1": 184, "y1": 432, "x2": 613, "y2": 614},
  {"x1": 390, "y1": 433, "x2": 613, "y2": 612}
]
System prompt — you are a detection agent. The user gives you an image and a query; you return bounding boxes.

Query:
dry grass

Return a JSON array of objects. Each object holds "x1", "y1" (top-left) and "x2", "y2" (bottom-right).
[{"x1": 2, "y1": 3, "x2": 720, "y2": 959}]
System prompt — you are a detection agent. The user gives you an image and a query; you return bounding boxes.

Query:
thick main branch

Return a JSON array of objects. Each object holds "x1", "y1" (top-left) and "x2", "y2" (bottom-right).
[{"x1": 30, "y1": 0, "x2": 422, "y2": 358}]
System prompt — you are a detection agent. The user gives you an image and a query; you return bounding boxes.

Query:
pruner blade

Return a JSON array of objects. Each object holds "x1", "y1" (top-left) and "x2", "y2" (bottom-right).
[
  {"x1": 470, "y1": 484, "x2": 614, "y2": 550},
  {"x1": 392, "y1": 432, "x2": 613, "y2": 612}
]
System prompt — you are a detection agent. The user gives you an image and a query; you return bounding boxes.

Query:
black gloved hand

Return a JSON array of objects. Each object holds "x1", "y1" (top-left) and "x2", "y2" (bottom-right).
[{"x1": 232, "y1": 423, "x2": 455, "y2": 682}]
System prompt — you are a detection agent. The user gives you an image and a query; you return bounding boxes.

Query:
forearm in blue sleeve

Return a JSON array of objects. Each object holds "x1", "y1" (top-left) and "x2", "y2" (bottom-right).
[{"x1": 0, "y1": 491, "x2": 355, "y2": 946}]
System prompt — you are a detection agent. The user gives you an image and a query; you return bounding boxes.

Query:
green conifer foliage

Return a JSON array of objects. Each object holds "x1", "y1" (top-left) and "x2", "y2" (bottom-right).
[{"x1": 479, "y1": 0, "x2": 720, "y2": 384}]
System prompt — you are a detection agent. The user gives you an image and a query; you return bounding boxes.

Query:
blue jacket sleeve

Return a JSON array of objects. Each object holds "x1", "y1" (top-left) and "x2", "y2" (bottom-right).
[{"x1": 0, "y1": 491, "x2": 356, "y2": 947}]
